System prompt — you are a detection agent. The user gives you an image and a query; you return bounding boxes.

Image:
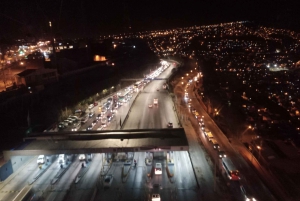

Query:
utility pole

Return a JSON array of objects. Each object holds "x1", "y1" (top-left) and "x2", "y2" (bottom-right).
[
  {"x1": 1, "y1": 61, "x2": 7, "y2": 90},
  {"x1": 214, "y1": 159, "x2": 216, "y2": 192},
  {"x1": 49, "y1": 21, "x2": 57, "y2": 71}
]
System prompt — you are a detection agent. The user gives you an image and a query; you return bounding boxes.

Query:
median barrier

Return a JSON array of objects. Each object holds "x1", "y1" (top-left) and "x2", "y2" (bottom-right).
[
  {"x1": 166, "y1": 166, "x2": 174, "y2": 178},
  {"x1": 121, "y1": 90, "x2": 141, "y2": 129}
]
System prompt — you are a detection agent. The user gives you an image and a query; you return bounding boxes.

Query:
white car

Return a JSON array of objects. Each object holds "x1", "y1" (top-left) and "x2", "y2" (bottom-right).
[
  {"x1": 72, "y1": 123, "x2": 81, "y2": 131},
  {"x1": 88, "y1": 104, "x2": 94, "y2": 109},
  {"x1": 78, "y1": 154, "x2": 85, "y2": 161},
  {"x1": 103, "y1": 174, "x2": 113, "y2": 188},
  {"x1": 155, "y1": 163, "x2": 162, "y2": 175},
  {"x1": 148, "y1": 104, "x2": 153, "y2": 108},
  {"x1": 37, "y1": 155, "x2": 45, "y2": 164},
  {"x1": 152, "y1": 194, "x2": 161, "y2": 201},
  {"x1": 58, "y1": 154, "x2": 65, "y2": 164},
  {"x1": 97, "y1": 126, "x2": 104, "y2": 130}
]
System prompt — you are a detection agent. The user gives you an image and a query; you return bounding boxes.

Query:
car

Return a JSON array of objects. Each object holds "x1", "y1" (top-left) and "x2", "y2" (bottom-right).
[
  {"x1": 37, "y1": 155, "x2": 45, "y2": 164},
  {"x1": 148, "y1": 104, "x2": 153, "y2": 108},
  {"x1": 155, "y1": 163, "x2": 162, "y2": 175},
  {"x1": 167, "y1": 122, "x2": 173, "y2": 128},
  {"x1": 78, "y1": 154, "x2": 85, "y2": 161},
  {"x1": 58, "y1": 154, "x2": 65, "y2": 164},
  {"x1": 191, "y1": 108, "x2": 196, "y2": 114},
  {"x1": 101, "y1": 117, "x2": 107, "y2": 127},
  {"x1": 240, "y1": 185, "x2": 256, "y2": 201},
  {"x1": 75, "y1": 109, "x2": 82, "y2": 115},
  {"x1": 105, "y1": 102, "x2": 111, "y2": 109},
  {"x1": 88, "y1": 112, "x2": 94, "y2": 118},
  {"x1": 72, "y1": 122, "x2": 81, "y2": 131},
  {"x1": 64, "y1": 119, "x2": 72, "y2": 126},
  {"x1": 92, "y1": 120, "x2": 97, "y2": 126},
  {"x1": 211, "y1": 139, "x2": 220, "y2": 149},
  {"x1": 96, "y1": 114, "x2": 101, "y2": 120},
  {"x1": 67, "y1": 118, "x2": 75, "y2": 123},
  {"x1": 218, "y1": 150, "x2": 227, "y2": 158},
  {"x1": 152, "y1": 194, "x2": 161, "y2": 201},
  {"x1": 97, "y1": 126, "x2": 104, "y2": 130},
  {"x1": 93, "y1": 102, "x2": 98, "y2": 106},
  {"x1": 69, "y1": 115, "x2": 79, "y2": 120},
  {"x1": 107, "y1": 115, "x2": 112, "y2": 122},
  {"x1": 88, "y1": 104, "x2": 94, "y2": 109},
  {"x1": 58, "y1": 122, "x2": 65, "y2": 129},
  {"x1": 103, "y1": 174, "x2": 113, "y2": 188},
  {"x1": 87, "y1": 124, "x2": 94, "y2": 130},
  {"x1": 107, "y1": 98, "x2": 113, "y2": 103},
  {"x1": 101, "y1": 108, "x2": 107, "y2": 116}
]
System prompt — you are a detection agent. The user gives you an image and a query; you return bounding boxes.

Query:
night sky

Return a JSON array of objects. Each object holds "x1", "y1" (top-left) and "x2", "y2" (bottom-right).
[{"x1": 0, "y1": 0, "x2": 300, "y2": 38}]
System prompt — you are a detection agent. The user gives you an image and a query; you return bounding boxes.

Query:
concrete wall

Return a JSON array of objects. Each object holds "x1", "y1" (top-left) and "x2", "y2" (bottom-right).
[{"x1": 0, "y1": 156, "x2": 33, "y2": 182}]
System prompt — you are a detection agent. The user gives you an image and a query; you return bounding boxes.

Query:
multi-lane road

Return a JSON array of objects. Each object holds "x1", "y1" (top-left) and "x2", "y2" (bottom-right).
[{"x1": 0, "y1": 60, "x2": 278, "y2": 201}]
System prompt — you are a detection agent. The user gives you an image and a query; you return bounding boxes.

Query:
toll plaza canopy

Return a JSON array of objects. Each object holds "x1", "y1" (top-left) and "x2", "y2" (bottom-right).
[{"x1": 3, "y1": 128, "x2": 189, "y2": 160}]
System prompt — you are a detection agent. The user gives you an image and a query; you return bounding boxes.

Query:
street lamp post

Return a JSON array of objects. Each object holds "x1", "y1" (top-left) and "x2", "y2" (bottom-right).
[{"x1": 1, "y1": 60, "x2": 7, "y2": 90}]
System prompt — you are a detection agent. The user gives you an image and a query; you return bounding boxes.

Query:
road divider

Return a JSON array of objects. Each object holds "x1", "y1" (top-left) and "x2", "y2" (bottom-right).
[
  {"x1": 51, "y1": 155, "x2": 74, "y2": 185},
  {"x1": 121, "y1": 90, "x2": 141, "y2": 129}
]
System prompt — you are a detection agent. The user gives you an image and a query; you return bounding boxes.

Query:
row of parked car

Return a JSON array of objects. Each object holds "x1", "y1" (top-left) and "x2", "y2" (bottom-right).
[{"x1": 58, "y1": 115, "x2": 81, "y2": 130}]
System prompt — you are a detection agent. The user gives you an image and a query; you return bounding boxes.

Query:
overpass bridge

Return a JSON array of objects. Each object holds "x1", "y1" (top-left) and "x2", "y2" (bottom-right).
[{"x1": 3, "y1": 128, "x2": 189, "y2": 160}]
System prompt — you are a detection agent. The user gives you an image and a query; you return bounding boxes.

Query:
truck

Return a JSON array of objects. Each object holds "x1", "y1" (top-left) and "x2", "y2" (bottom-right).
[{"x1": 153, "y1": 98, "x2": 158, "y2": 105}]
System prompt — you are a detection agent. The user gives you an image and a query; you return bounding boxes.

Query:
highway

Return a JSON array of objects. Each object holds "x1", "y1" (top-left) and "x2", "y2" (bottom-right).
[
  {"x1": 0, "y1": 60, "x2": 278, "y2": 201},
  {"x1": 92, "y1": 64, "x2": 200, "y2": 201},
  {"x1": 179, "y1": 72, "x2": 277, "y2": 201}
]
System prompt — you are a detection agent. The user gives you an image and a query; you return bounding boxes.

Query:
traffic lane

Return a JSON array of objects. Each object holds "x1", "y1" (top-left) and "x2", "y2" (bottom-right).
[
  {"x1": 186, "y1": 82, "x2": 276, "y2": 201},
  {"x1": 65, "y1": 154, "x2": 103, "y2": 201},
  {"x1": 124, "y1": 90, "x2": 177, "y2": 129},
  {"x1": 151, "y1": 159, "x2": 169, "y2": 187},
  {"x1": 31, "y1": 156, "x2": 64, "y2": 198},
  {"x1": 180, "y1": 81, "x2": 239, "y2": 199},
  {"x1": 0, "y1": 157, "x2": 37, "y2": 201},
  {"x1": 103, "y1": 91, "x2": 139, "y2": 130},
  {"x1": 236, "y1": 145, "x2": 279, "y2": 201},
  {"x1": 45, "y1": 158, "x2": 82, "y2": 201},
  {"x1": 126, "y1": 152, "x2": 146, "y2": 189},
  {"x1": 187, "y1": 96, "x2": 276, "y2": 201},
  {"x1": 61, "y1": 89, "x2": 129, "y2": 131},
  {"x1": 95, "y1": 161, "x2": 123, "y2": 201},
  {"x1": 183, "y1": 121, "x2": 222, "y2": 201},
  {"x1": 174, "y1": 151, "x2": 197, "y2": 189}
]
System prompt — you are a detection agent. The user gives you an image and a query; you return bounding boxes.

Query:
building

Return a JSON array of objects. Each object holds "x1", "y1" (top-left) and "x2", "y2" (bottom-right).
[{"x1": 15, "y1": 68, "x2": 58, "y2": 87}]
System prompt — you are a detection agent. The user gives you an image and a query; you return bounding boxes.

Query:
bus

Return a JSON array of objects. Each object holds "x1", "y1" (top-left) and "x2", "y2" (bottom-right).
[{"x1": 222, "y1": 157, "x2": 240, "y2": 180}]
